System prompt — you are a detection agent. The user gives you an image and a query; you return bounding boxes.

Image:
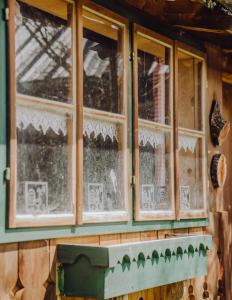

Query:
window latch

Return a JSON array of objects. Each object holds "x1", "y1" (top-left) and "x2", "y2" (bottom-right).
[
  {"x1": 130, "y1": 175, "x2": 136, "y2": 186},
  {"x1": 4, "y1": 8, "x2": 9, "y2": 21},
  {"x1": 4, "y1": 168, "x2": 10, "y2": 181},
  {"x1": 129, "y1": 52, "x2": 134, "y2": 62}
]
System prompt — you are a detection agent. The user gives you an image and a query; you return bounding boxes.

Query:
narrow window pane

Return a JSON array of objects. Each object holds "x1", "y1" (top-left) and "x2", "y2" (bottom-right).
[
  {"x1": 179, "y1": 135, "x2": 204, "y2": 210},
  {"x1": 83, "y1": 118, "x2": 125, "y2": 212},
  {"x1": 16, "y1": 104, "x2": 74, "y2": 217},
  {"x1": 178, "y1": 51, "x2": 203, "y2": 130},
  {"x1": 137, "y1": 34, "x2": 171, "y2": 125},
  {"x1": 83, "y1": 9, "x2": 124, "y2": 114},
  {"x1": 139, "y1": 128, "x2": 172, "y2": 211},
  {"x1": 15, "y1": 0, "x2": 73, "y2": 103}
]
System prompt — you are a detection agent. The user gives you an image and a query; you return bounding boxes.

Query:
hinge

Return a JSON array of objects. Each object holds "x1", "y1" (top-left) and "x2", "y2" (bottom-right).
[
  {"x1": 4, "y1": 168, "x2": 10, "y2": 181},
  {"x1": 130, "y1": 175, "x2": 136, "y2": 186},
  {"x1": 129, "y1": 52, "x2": 134, "y2": 62},
  {"x1": 4, "y1": 8, "x2": 9, "y2": 21}
]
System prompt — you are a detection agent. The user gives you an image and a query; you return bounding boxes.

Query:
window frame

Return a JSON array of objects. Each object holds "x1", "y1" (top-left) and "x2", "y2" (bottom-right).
[
  {"x1": 133, "y1": 24, "x2": 175, "y2": 221},
  {"x1": 80, "y1": 2, "x2": 130, "y2": 224},
  {"x1": 6, "y1": 0, "x2": 208, "y2": 230},
  {"x1": 8, "y1": 0, "x2": 77, "y2": 227},
  {"x1": 174, "y1": 41, "x2": 208, "y2": 220}
]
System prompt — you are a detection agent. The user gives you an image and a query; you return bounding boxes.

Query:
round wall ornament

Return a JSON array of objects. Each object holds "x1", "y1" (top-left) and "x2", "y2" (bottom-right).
[{"x1": 210, "y1": 153, "x2": 227, "y2": 188}]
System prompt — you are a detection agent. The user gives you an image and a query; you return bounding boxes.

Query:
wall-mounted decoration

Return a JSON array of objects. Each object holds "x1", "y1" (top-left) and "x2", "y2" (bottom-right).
[
  {"x1": 210, "y1": 100, "x2": 230, "y2": 146},
  {"x1": 210, "y1": 153, "x2": 227, "y2": 188},
  {"x1": 57, "y1": 235, "x2": 212, "y2": 299}
]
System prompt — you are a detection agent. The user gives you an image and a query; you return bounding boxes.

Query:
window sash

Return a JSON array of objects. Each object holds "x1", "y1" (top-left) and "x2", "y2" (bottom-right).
[
  {"x1": 81, "y1": 3, "x2": 130, "y2": 223},
  {"x1": 8, "y1": 0, "x2": 77, "y2": 227},
  {"x1": 175, "y1": 42, "x2": 207, "y2": 219},
  {"x1": 133, "y1": 24, "x2": 175, "y2": 221}
]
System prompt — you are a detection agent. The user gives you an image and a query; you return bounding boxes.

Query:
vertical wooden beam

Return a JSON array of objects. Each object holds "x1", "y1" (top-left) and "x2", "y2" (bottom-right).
[
  {"x1": 76, "y1": 0, "x2": 84, "y2": 224},
  {"x1": 173, "y1": 41, "x2": 180, "y2": 220},
  {"x1": 19, "y1": 240, "x2": 50, "y2": 300},
  {"x1": 7, "y1": 0, "x2": 17, "y2": 228},
  {"x1": 0, "y1": 243, "x2": 20, "y2": 299}
]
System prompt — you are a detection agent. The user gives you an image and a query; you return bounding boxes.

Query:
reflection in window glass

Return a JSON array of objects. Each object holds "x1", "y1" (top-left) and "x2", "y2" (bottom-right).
[
  {"x1": 83, "y1": 118, "x2": 125, "y2": 212},
  {"x1": 139, "y1": 128, "x2": 172, "y2": 211},
  {"x1": 137, "y1": 34, "x2": 171, "y2": 124},
  {"x1": 178, "y1": 50, "x2": 203, "y2": 130},
  {"x1": 16, "y1": 105, "x2": 73, "y2": 216},
  {"x1": 83, "y1": 9, "x2": 124, "y2": 114},
  {"x1": 179, "y1": 135, "x2": 204, "y2": 210},
  {"x1": 15, "y1": 0, "x2": 73, "y2": 103}
]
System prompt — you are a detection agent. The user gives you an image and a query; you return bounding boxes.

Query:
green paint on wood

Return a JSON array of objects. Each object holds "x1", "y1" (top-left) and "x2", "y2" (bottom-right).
[{"x1": 57, "y1": 235, "x2": 212, "y2": 299}]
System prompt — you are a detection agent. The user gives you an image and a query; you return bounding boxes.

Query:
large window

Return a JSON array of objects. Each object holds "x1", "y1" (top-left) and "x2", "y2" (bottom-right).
[
  {"x1": 82, "y1": 6, "x2": 129, "y2": 223},
  {"x1": 177, "y1": 44, "x2": 207, "y2": 218},
  {"x1": 133, "y1": 25, "x2": 174, "y2": 220},
  {"x1": 9, "y1": 0, "x2": 76, "y2": 227},
  {"x1": 8, "y1": 1, "x2": 207, "y2": 228}
]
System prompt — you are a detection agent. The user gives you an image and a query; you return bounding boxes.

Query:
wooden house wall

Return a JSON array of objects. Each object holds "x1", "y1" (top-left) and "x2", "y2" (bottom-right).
[{"x1": 0, "y1": 41, "x2": 230, "y2": 300}]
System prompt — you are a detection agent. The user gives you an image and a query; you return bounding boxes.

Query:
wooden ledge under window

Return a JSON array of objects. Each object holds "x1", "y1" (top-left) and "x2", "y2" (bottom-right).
[{"x1": 57, "y1": 234, "x2": 212, "y2": 299}]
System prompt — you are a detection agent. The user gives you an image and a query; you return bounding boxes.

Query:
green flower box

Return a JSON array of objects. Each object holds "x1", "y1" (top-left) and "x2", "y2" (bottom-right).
[{"x1": 57, "y1": 234, "x2": 212, "y2": 299}]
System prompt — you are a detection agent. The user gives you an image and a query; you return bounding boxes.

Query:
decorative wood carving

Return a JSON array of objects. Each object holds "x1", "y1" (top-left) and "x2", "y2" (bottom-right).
[
  {"x1": 210, "y1": 100, "x2": 230, "y2": 146},
  {"x1": 211, "y1": 154, "x2": 227, "y2": 188}
]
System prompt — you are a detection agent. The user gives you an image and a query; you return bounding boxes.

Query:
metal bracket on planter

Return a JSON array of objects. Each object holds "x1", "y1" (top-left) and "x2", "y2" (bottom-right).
[{"x1": 57, "y1": 234, "x2": 212, "y2": 299}]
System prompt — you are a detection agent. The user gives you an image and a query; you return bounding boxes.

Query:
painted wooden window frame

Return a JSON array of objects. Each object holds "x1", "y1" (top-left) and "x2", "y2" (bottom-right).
[
  {"x1": 7, "y1": 0, "x2": 130, "y2": 228},
  {"x1": 80, "y1": 1, "x2": 130, "y2": 224},
  {"x1": 175, "y1": 41, "x2": 208, "y2": 220},
  {"x1": 133, "y1": 24, "x2": 175, "y2": 221},
  {"x1": 8, "y1": 0, "x2": 78, "y2": 227},
  {"x1": 133, "y1": 26, "x2": 208, "y2": 221},
  {"x1": 6, "y1": 0, "x2": 208, "y2": 231}
]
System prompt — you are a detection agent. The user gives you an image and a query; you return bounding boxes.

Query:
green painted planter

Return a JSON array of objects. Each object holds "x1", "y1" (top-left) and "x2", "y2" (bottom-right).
[{"x1": 57, "y1": 234, "x2": 212, "y2": 299}]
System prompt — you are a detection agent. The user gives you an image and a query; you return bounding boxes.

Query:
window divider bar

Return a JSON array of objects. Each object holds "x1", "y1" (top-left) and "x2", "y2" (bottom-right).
[
  {"x1": 76, "y1": 0, "x2": 84, "y2": 225},
  {"x1": 173, "y1": 41, "x2": 180, "y2": 221}
]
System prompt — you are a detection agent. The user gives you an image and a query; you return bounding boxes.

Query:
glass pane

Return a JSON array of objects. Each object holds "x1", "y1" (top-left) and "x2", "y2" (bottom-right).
[
  {"x1": 179, "y1": 135, "x2": 204, "y2": 210},
  {"x1": 16, "y1": 104, "x2": 74, "y2": 216},
  {"x1": 178, "y1": 50, "x2": 203, "y2": 130},
  {"x1": 15, "y1": 0, "x2": 73, "y2": 103},
  {"x1": 83, "y1": 9, "x2": 124, "y2": 114},
  {"x1": 137, "y1": 33, "x2": 171, "y2": 124},
  {"x1": 139, "y1": 127, "x2": 172, "y2": 211},
  {"x1": 83, "y1": 118, "x2": 125, "y2": 212}
]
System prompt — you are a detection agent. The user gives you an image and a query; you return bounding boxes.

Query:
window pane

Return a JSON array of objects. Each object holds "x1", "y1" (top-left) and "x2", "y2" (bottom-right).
[
  {"x1": 83, "y1": 118, "x2": 125, "y2": 212},
  {"x1": 179, "y1": 135, "x2": 204, "y2": 210},
  {"x1": 178, "y1": 51, "x2": 203, "y2": 130},
  {"x1": 139, "y1": 127, "x2": 172, "y2": 211},
  {"x1": 15, "y1": 0, "x2": 73, "y2": 103},
  {"x1": 16, "y1": 104, "x2": 74, "y2": 217},
  {"x1": 137, "y1": 34, "x2": 171, "y2": 124},
  {"x1": 83, "y1": 9, "x2": 124, "y2": 114}
]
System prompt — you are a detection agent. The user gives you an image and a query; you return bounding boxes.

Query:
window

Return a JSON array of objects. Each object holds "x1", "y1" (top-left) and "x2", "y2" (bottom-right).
[
  {"x1": 8, "y1": 1, "x2": 207, "y2": 229},
  {"x1": 9, "y1": 0, "x2": 76, "y2": 227},
  {"x1": 82, "y1": 5, "x2": 129, "y2": 223},
  {"x1": 8, "y1": 0, "x2": 129, "y2": 227},
  {"x1": 177, "y1": 44, "x2": 207, "y2": 218},
  {"x1": 133, "y1": 25, "x2": 207, "y2": 220},
  {"x1": 133, "y1": 25, "x2": 175, "y2": 220}
]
